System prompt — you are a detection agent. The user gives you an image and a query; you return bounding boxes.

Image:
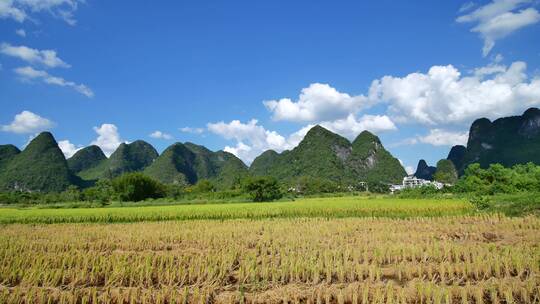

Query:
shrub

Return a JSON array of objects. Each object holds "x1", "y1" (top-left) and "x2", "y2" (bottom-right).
[
  {"x1": 434, "y1": 159, "x2": 458, "y2": 184},
  {"x1": 454, "y1": 162, "x2": 540, "y2": 194},
  {"x1": 112, "y1": 173, "x2": 166, "y2": 202},
  {"x1": 244, "y1": 176, "x2": 283, "y2": 202},
  {"x1": 82, "y1": 179, "x2": 114, "y2": 203},
  {"x1": 293, "y1": 176, "x2": 340, "y2": 195},
  {"x1": 186, "y1": 179, "x2": 216, "y2": 193}
]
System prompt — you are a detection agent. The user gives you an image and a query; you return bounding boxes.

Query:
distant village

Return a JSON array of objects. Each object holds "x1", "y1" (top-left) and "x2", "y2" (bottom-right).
[{"x1": 389, "y1": 175, "x2": 445, "y2": 194}]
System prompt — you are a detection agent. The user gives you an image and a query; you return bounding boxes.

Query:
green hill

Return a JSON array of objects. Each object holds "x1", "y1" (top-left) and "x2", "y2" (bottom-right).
[
  {"x1": 144, "y1": 142, "x2": 248, "y2": 188},
  {"x1": 347, "y1": 131, "x2": 406, "y2": 183},
  {"x1": 414, "y1": 159, "x2": 436, "y2": 180},
  {"x1": 434, "y1": 159, "x2": 458, "y2": 184},
  {"x1": 0, "y1": 132, "x2": 74, "y2": 192},
  {"x1": 67, "y1": 145, "x2": 107, "y2": 173},
  {"x1": 0, "y1": 144, "x2": 20, "y2": 170},
  {"x1": 78, "y1": 140, "x2": 158, "y2": 180},
  {"x1": 457, "y1": 107, "x2": 540, "y2": 172},
  {"x1": 144, "y1": 143, "x2": 197, "y2": 185},
  {"x1": 249, "y1": 150, "x2": 280, "y2": 176},
  {"x1": 446, "y1": 145, "x2": 466, "y2": 172},
  {"x1": 250, "y1": 125, "x2": 405, "y2": 184}
]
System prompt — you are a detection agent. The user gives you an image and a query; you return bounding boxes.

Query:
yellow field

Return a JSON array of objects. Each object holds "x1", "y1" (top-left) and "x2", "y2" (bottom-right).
[{"x1": 1, "y1": 214, "x2": 539, "y2": 303}]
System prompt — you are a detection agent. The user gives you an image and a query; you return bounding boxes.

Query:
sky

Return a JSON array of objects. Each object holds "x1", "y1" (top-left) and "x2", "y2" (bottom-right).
[{"x1": 1, "y1": 0, "x2": 540, "y2": 174}]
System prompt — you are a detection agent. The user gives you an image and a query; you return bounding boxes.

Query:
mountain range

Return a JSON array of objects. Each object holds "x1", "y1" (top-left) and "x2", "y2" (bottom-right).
[
  {"x1": 414, "y1": 107, "x2": 540, "y2": 178},
  {"x1": 250, "y1": 126, "x2": 406, "y2": 184},
  {"x1": 0, "y1": 125, "x2": 405, "y2": 192},
  {"x1": 2, "y1": 108, "x2": 540, "y2": 192}
]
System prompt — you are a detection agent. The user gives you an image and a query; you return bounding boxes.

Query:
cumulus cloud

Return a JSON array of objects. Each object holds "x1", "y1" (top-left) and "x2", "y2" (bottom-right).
[
  {"x1": 0, "y1": 43, "x2": 70, "y2": 68},
  {"x1": 207, "y1": 115, "x2": 397, "y2": 164},
  {"x1": 14, "y1": 66, "x2": 93, "y2": 97},
  {"x1": 180, "y1": 127, "x2": 205, "y2": 134},
  {"x1": 417, "y1": 129, "x2": 469, "y2": 146},
  {"x1": 1, "y1": 110, "x2": 54, "y2": 134},
  {"x1": 0, "y1": 0, "x2": 83, "y2": 24},
  {"x1": 58, "y1": 139, "x2": 81, "y2": 158},
  {"x1": 394, "y1": 129, "x2": 469, "y2": 147},
  {"x1": 368, "y1": 61, "x2": 540, "y2": 125},
  {"x1": 318, "y1": 114, "x2": 396, "y2": 140},
  {"x1": 207, "y1": 119, "x2": 304, "y2": 164},
  {"x1": 0, "y1": 0, "x2": 26, "y2": 22},
  {"x1": 90, "y1": 124, "x2": 124, "y2": 157},
  {"x1": 457, "y1": 0, "x2": 540, "y2": 56},
  {"x1": 149, "y1": 130, "x2": 173, "y2": 140},
  {"x1": 264, "y1": 83, "x2": 368, "y2": 122}
]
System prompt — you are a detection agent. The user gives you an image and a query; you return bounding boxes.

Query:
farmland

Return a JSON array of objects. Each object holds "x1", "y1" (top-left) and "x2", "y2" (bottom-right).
[
  {"x1": 0, "y1": 197, "x2": 539, "y2": 303},
  {"x1": 0, "y1": 196, "x2": 472, "y2": 224}
]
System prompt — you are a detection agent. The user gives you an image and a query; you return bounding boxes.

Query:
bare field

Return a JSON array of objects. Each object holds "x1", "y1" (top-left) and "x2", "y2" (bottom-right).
[{"x1": 1, "y1": 214, "x2": 539, "y2": 303}]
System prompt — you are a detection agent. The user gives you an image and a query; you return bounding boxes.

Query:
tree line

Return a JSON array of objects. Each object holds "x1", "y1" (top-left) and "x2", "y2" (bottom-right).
[{"x1": 1, "y1": 162, "x2": 539, "y2": 206}]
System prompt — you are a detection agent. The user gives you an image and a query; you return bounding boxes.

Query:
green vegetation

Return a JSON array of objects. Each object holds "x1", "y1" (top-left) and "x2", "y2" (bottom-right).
[
  {"x1": 454, "y1": 162, "x2": 540, "y2": 194},
  {"x1": 248, "y1": 149, "x2": 279, "y2": 176},
  {"x1": 243, "y1": 176, "x2": 282, "y2": 201},
  {"x1": 458, "y1": 107, "x2": 540, "y2": 172},
  {"x1": 413, "y1": 159, "x2": 436, "y2": 180},
  {"x1": 0, "y1": 196, "x2": 472, "y2": 224},
  {"x1": 470, "y1": 192, "x2": 540, "y2": 216},
  {"x1": 111, "y1": 172, "x2": 166, "y2": 201},
  {"x1": 447, "y1": 144, "x2": 466, "y2": 171},
  {"x1": 144, "y1": 143, "x2": 196, "y2": 184},
  {"x1": 0, "y1": 132, "x2": 75, "y2": 192},
  {"x1": 347, "y1": 131, "x2": 406, "y2": 183},
  {"x1": 145, "y1": 142, "x2": 248, "y2": 189},
  {"x1": 251, "y1": 126, "x2": 353, "y2": 182},
  {"x1": 250, "y1": 126, "x2": 406, "y2": 185},
  {"x1": 78, "y1": 140, "x2": 158, "y2": 180},
  {"x1": 433, "y1": 159, "x2": 458, "y2": 184},
  {"x1": 396, "y1": 162, "x2": 540, "y2": 216},
  {"x1": 0, "y1": 144, "x2": 20, "y2": 169},
  {"x1": 67, "y1": 145, "x2": 106, "y2": 173}
]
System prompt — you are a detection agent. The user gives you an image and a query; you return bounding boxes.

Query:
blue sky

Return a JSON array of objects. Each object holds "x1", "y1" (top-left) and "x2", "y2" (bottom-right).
[{"x1": 1, "y1": 0, "x2": 540, "y2": 173}]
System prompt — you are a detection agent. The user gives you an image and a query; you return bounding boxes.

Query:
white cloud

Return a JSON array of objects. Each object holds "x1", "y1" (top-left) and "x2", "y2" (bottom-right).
[
  {"x1": 14, "y1": 66, "x2": 93, "y2": 97},
  {"x1": 368, "y1": 61, "x2": 540, "y2": 125},
  {"x1": 457, "y1": 0, "x2": 540, "y2": 56},
  {"x1": 0, "y1": 0, "x2": 26, "y2": 22},
  {"x1": 180, "y1": 127, "x2": 205, "y2": 134},
  {"x1": 58, "y1": 139, "x2": 81, "y2": 158},
  {"x1": 417, "y1": 129, "x2": 469, "y2": 146},
  {"x1": 1, "y1": 110, "x2": 54, "y2": 134},
  {"x1": 319, "y1": 114, "x2": 397, "y2": 140},
  {"x1": 0, "y1": 43, "x2": 70, "y2": 68},
  {"x1": 264, "y1": 83, "x2": 368, "y2": 122},
  {"x1": 207, "y1": 113, "x2": 398, "y2": 163},
  {"x1": 394, "y1": 129, "x2": 469, "y2": 148},
  {"x1": 90, "y1": 124, "x2": 124, "y2": 157},
  {"x1": 405, "y1": 166, "x2": 414, "y2": 175},
  {"x1": 207, "y1": 119, "x2": 305, "y2": 164},
  {"x1": 149, "y1": 130, "x2": 173, "y2": 140},
  {"x1": 459, "y1": 2, "x2": 476, "y2": 13},
  {"x1": 0, "y1": 0, "x2": 82, "y2": 24},
  {"x1": 15, "y1": 29, "x2": 26, "y2": 37}
]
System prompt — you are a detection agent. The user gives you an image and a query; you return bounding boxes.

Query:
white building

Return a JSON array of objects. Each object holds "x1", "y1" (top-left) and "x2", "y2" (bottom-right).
[{"x1": 390, "y1": 175, "x2": 444, "y2": 193}]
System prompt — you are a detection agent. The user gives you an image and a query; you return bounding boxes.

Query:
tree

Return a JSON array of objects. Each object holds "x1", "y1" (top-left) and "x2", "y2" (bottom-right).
[
  {"x1": 188, "y1": 179, "x2": 216, "y2": 193},
  {"x1": 60, "y1": 185, "x2": 81, "y2": 202},
  {"x1": 111, "y1": 173, "x2": 166, "y2": 202},
  {"x1": 244, "y1": 176, "x2": 283, "y2": 202},
  {"x1": 82, "y1": 179, "x2": 114, "y2": 202},
  {"x1": 434, "y1": 159, "x2": 458, "y2": 184}
]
